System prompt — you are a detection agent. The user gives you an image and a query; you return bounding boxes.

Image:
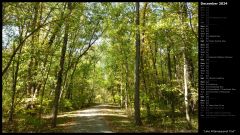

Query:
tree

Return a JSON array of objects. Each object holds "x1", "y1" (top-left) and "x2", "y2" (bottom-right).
[
  {"x1": 134, "y1": 2, "x2": 142, "y2": 126},
  {"x1": 8, "y1": 38, "x2": 23, "y2": 123},
  {"x1": 51, "y1": 2, "x2": 72, "y2": 128}
]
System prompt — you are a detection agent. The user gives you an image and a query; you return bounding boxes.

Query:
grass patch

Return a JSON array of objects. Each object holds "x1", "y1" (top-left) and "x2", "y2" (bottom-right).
[
  {"x1": 102, "y1": 106, "x2": 198, "y2": 133},
  {"x1": 2, "y1": 103, "x2": 101, "y2": 133},
  {"x1": 2, "y1": 114, "x2": 75, "y2": 133}
]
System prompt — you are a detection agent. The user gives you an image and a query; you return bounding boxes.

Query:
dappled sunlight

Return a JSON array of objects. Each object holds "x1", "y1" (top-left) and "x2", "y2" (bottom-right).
[
  {"x1": 57, "y1": 113, "x2": 127, "y2": 118},
  {"x1": 40, "y1": 104, "x2": 197, "y2": 133},
  {"x1": 42, "y1": 104, "x2": 129, "y2": 133},
  {"x1": 58, "y1": 121, "x2": 78, "y2": 127},
  {"x1": 117, "y1": 120, "x2": 130, "y2": 124},
  {"x1": 54, "y1": 104, "x2": 128, "y2": 119},
  {"x1": 100, "y1": 108, "x2": 124, "y2": 113}
]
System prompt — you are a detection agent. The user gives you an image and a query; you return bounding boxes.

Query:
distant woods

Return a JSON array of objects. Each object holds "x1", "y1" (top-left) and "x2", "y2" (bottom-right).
[{"x1": 2, "y1": 2, "x2": 198, "y2": 132}]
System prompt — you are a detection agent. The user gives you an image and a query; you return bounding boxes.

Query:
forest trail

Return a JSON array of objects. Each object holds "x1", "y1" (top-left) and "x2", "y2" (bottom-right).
[
  {"x1": 53, "y1": 104, "x2": 118, "y2": 133},
  {"x1": 3, "y1": 3, "x2": 198, "y2": 133}
]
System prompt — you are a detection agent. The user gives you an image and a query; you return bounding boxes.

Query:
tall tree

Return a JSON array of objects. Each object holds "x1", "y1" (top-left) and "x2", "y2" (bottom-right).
[
  {"x1": 140, "y1": 2, "x2": 151, "y2": 119},
  {"x1": 134, "y1": 2, "x2": 142, "y2": 126},
  {"x1": 180, "y1": 3, "x2": 192, "y2": 128},
  {"x1": 8, "y1": 39, "x2": 23, "y2": 124},
  {"x1": 52, "y1": 2, "x2": 72, "y2": 128}
]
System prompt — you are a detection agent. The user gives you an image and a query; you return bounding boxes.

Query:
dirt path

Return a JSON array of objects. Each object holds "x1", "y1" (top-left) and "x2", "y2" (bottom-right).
[{"x1": 55, "y1": 104, "x2": 117, "y2": 133}]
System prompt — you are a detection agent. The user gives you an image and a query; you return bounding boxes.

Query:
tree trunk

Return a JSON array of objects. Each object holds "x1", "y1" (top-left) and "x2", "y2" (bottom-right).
[
  {"x1": 134, "y1": 2, "x2": 142, "y2": 126},
  {"x1": 167, "y1": 45, "x2": 172, "y2": 84},
  {"x1": 120, "y1": 63, "x2": 124, "y2": 108},
  {"x1": 180, "y1": 3, "x2": 192, "y2": 128},
  {"x1": 9, "y1": 45, "x2": 21, "y2": 123},
  {"x1": 27, "y1": 3, "x2": 39, "y2": 98},
  {"x1": 140, "y1": 2, "x2": 151, "y2": 120},
  {"x1": 120, "y1": 76, "x2": 123, "y2": 108},
  {"x1": 150, "y1": 40, "x2": 161, "y2": 101},
  {"x1": 166, "y1": 43, "x2": 176, "y2": 124},
  {"x1": 159, "y1": 49, "x2": 165, "y2": 83},
  {"x1": 140, "y1": 57, "x2": 151, "y2": 119},
  {"x1": 52, "y1": 2, "x2": 71, "y2": 128},
  {"x1": 173, "y1": 55, "x2": 177, "y2": 79},
  {"x1": 125, "y1": 60, "x2": 129, "y2": 110},
  {"x1": 184, "y1": 52, "x2": 191, "y2": 127},
  {"x1": 39, "y1": 55, "x2": 53, "y2": 119},
  {"x1": 9, "y1": 60, "x2": 16, "y2": 124}
]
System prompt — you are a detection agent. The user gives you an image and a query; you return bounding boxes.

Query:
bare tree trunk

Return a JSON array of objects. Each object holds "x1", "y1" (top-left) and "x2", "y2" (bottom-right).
[
  {"x1": 167, "y1": 45, "x2": 172, "y2": 83},
  {"x1": 120, "y1": 71, "x2": 123, "y2": 108},
  {"x1": 9, "y1": 41, "x2": 22, "y2": 124},
  {"x1": 173, "y1": 55, "x2": 177, "y2": 79},
  {"x1": 134, "y1": 2, "x2": 142, "y2": 126},
  {"x1": 180, "y1": 3, "x2": 192, "y2": 128},
  {"x1": 141, "y1": 2, "x2": 151, "y2": 120},
  {"x1": 159, "y1": 49, "x2": 165, "y2": 83},
  {"x1": 150, "y1": 40, "x2": 161, "y2": 105},
  {"x1": 125, "y1": 60, "x2": 129, "y2": 110},
  {"x1": 183, "y1": 52, "x2": 191, "y2": 126},
  {"x1": 166, "y1": 43, "x2": 176, "y2": 124},
  {"x1": 52, "y1": 2, "x2": 72, "y2": 128},
  {"x1": 140, "y1": 56, "x2": 151, "y2": 119},
  {"x1": 39, "y1": 55, "x2": 53, "y2": 119}
]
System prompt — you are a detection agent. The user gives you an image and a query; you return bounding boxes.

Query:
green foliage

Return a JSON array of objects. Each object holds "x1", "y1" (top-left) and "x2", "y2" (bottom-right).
[
  {"x1": 24, "y1": 115, "x2": 45, "y2": 130},
  {"x1": 72, "y1": 94, "x2": 87, "y2": 109},
  {"x1": 59, "y1": 99, "x2": 73, "y2": 111}
]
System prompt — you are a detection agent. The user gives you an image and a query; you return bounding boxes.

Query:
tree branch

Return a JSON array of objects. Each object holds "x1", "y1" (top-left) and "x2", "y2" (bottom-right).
[{"x1": 2, "y1": 8, "x2": 72, "y2": 76}]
